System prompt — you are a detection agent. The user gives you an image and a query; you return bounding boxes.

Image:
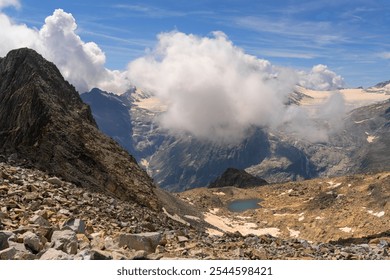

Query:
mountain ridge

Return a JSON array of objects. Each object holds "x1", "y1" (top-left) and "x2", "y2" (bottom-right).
[{"x1": 0, "y1": 48, "x2": 158, "y2": 209}]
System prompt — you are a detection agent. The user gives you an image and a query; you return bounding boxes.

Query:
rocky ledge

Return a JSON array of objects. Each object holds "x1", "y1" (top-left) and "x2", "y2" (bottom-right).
[{"x1": 1, "y1": 161, "x2": 389, "y2": 260}]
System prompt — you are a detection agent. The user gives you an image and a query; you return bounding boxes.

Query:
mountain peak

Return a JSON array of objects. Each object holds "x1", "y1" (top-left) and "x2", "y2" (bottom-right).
[
  {"x1": 209, "y1": 168, "x2": 268, "y2": 189},
  {"x1": 0, "y1": 48, "x2": 158, "y2": 209}
]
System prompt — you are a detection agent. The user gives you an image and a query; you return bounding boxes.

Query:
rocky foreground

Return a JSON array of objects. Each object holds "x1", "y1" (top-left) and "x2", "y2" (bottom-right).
[{"x1": 1, "y1": 161, "x2": 389, "y2": 260}]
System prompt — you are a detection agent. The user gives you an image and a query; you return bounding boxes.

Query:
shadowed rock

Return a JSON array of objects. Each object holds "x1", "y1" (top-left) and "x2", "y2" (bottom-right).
[
  {"x1": 209, "y1": 168, "x2": 268, "y2": 188},
  {"x1": 0, "y1": 48, "x2": 158, "y2": 209}
]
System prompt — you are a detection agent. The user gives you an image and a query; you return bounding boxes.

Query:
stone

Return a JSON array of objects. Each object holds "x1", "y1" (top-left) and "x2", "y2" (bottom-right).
[
  {"x1": 40, "y1": 248, "x2": 71, "y2": 260},
  {"x1": 104, "y1": 236, "x2": 117, "y2": 250},
  {"x1": 76, "y1": 234, "x2": 91, "y2": 250},
  {"x1": 24, "y1": 192, "x2": 39, "y2": 201},
  {"x1": 8, "y1": 241, "x2": 36, "y2": 260},
  {"x1": 74, "y1": 249, "x2": 92, "y2": 260},
  {"x1": 147, "y1": 253, "x2": 163, "y2": 260},
  {"x1": 0, "y1": 231, "x2": 13, "y2": 250},
  {"x1": 155, "y1": 245, "x2": 165, "y2": 254},
  {"x1": 51, "y1": 230, "x2": 78, "y2": 255},
  {"x1": 131, "y1": 250, "x2": 148, "y2": 260},
  {"x1": 22, "y1": 231, "x2": 42, "y2": 253},
  {"x1": 0, "y1": 247, "x2": 16, "y2": 260},
  {"x1": 178, "y1": 236, "x2": 189, "y2": 243},
  {"x1": 0, "y1": 212, "x2": 8, "y2": 219},
  {"x1": 47, "y1": 177, "x2": 62, "y2": 186},
  {"x1": 29, "y1": 215, "x2": 50, "y2": 227},
  {"x1": 251, "y1": 248, "x2": 268, "y2": 259},
  {"x1": 62, "y1": 218, "x2": 86, "y2": 234},
  {"x1": 115, "y1": 232, "x2": 162, "y2": 253},
  {"x1": 235, "y1": 248, "x2": 244, "y2": 258},
  {"x1": 90, "y1": 249, "x2": 113, "y2": 260},
  {"x1": 112, "y1": 251, "x2": 126, "y2": 260}
]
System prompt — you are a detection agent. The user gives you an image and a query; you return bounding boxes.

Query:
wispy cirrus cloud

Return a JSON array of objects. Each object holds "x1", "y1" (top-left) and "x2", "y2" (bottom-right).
[
  {"x1": 235, "y1": 16, "x2": 346, "y2": 46},
  {"x1": 112, "y1": 4, "x2": 186, "y2": 18}
]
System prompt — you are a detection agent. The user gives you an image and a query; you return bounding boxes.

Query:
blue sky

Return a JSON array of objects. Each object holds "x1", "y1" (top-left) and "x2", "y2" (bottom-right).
[{"x1": 2, "y1": 0, "x2": 390, "y2": 87}]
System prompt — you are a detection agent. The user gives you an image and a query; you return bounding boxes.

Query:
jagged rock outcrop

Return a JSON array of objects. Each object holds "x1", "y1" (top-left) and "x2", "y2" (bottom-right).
[
  {"x1": 0, "y1": 48, "x2": 157, "y2": 209},
  {"x1": 208, "y1": 168, "x2": 268, "y2": 188}
]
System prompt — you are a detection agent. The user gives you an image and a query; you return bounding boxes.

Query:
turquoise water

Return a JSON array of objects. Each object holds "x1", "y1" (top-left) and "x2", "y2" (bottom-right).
[{"x1": 227, "y1": 199, "x2": 262, "y2": 212}]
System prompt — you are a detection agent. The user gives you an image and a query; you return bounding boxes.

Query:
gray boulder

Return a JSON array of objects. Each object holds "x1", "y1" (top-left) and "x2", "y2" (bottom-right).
[
  {"x1": 22, "y1": 231, "x2": 42, "y2": 253},
  {"x1": 115, "y1": 232, "x2": 162, "y2": 253},
  {"x1": 62, "y1": 218, "x2": 86, "y2": 234},
  {"x1": 0, "y1": 247, "x2": 16, "y2": 260},
  {"x1": 29, "y1": 215, "x2": 51, "y2": 227},
  {"x1": 51, "y1": 230, "x2": 78, "y2": 255},
  {"x1": 0, "y1": 231, "x2": 13, "y2": 250},
  {"x1": 40, "y1": 248, "x2": 71, "y2": 260}
]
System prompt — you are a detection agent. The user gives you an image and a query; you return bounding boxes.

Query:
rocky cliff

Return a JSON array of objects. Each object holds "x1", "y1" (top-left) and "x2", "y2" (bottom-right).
[
  {"x1": 208, "y1": 168, "x2": 268, "y2": 189},
  {"x1": 0, "y1": 48, "x2": 157, "y2": 209}
]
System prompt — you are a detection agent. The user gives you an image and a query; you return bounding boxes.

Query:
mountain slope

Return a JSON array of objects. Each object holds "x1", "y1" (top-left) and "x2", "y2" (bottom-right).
[{"x1": 0, "y1": 48, "x2": 158, "y2": 209}]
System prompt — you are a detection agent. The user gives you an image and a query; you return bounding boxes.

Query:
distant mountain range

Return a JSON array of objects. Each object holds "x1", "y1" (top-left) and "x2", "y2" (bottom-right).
[{"x1": 81, "y1": 85, "x2": 390, "y2": 191}]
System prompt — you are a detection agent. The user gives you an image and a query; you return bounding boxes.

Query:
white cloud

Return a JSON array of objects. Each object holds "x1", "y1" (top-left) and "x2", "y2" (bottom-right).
[
  {"x1": 298, "y1": 64, "x2": 345, "y2": 90},
  {"x1": 0, "y1": 9, "x2": 129, "y2": 93},
  {"x1": 0, "y1": 0, "x2": 20, "y2": 9},
  {"x1": 127, "y1": 31, "x2": 298, "y2": 143}
]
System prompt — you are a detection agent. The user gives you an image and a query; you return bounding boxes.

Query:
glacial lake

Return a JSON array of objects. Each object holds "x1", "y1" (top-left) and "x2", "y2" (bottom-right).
[{"x1": 227, "y1": 199, "x2": 262, "y2": 212}]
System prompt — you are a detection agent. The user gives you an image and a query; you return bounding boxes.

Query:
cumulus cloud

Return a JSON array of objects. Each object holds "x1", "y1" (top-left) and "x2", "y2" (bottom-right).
[
  {"x1": 127, "y1": 31, "x2": 298, "y2": 143},
  {"x1": 282, "y1": 92, "x2": 346, "y2": 142},
  {"x1": 298, "y1": 64, "x2": 345, "y2": 90},
  {"x1": 0, "y1": 9, "x2": 129, "y2": 93},
  {"x1": 127, "y1": 31, "x2": 347, "y2": 143}
]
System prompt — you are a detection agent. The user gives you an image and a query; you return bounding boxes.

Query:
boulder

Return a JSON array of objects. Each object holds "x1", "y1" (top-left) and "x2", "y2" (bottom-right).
[
  {"x1": 208, "y1": 168, "x2": 268, "y2": 188},
  {"x1": 0, "y1": 231, "x2": 13, "y2": 250},
  {"x1": 115, "y1": 232, "x2": 162, "y2": 253},
  {"x1": 0, "y1": 247, "x2": 16, "y2": 260},
  {"x1": 51, "y1": 230, "x2": 78, "y2": 255},
  {"x1": 62, "y1": 218, "x2": 86, "y2": 234},
  {"x1": 90, "y1": 249, "x2": 113, "y2": 260},
  {"x1": 8, "y1": 241, "x2": 36, "y2": 260},
  {"x1": 29, "y1": 215, "x2": 51, "y2": 227},
  {"x1": 40, "y1": 248, "x2": 71, "y2": 260},
  {"x1": 47, "y1": 177, "x2": 62, "y2": 186},
  {"x1": 22, "y1": 231, "x2": 42, "y2": 253}
]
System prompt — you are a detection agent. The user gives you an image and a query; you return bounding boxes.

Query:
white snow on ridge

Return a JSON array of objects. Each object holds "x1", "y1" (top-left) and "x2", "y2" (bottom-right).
[{"x1": 297, "y1": 87, "x2": 389, "y2": 111}]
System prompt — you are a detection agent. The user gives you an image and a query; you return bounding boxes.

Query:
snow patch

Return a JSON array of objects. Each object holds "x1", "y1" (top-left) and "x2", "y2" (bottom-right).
[
  {"x1": 339, "y1": 227, "x2": 353, "y2": 233},
  {"x1": 288, "y1": 228, "x2": 300, "y2": 238},
  {"x1": 140, "y1": 158, "x2": 149, "y2": 169},
  {"x1": 204, "y1": 212, "x2": 280, "y2": 237},
  {"x1": 327, "y1": 181, "x2": 341, "y2": 189},
  {"x1": 367, "y1": 210, "x2": 385, "y2": 218},
  {"x1": 366, "y1": 135, "x2": 376, "y2": 143},
  {"x1": 212, "y1": 192, "x2": 226, "y2": 196}
]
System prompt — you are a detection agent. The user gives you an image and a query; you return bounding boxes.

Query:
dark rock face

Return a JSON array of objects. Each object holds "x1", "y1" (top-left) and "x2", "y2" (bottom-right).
[
  {"x1": 81, "y1": 88, "x2": 136, "y2": 156},
  {"x1": 0, "y1": 48, "x2": 157, "y2": 209},
  {"x1": 348, "y1": 100, "x2": 390, "y2": 173},
  {"x1": 209, "y1": 168, "x2": 268, "y2": 188}
]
